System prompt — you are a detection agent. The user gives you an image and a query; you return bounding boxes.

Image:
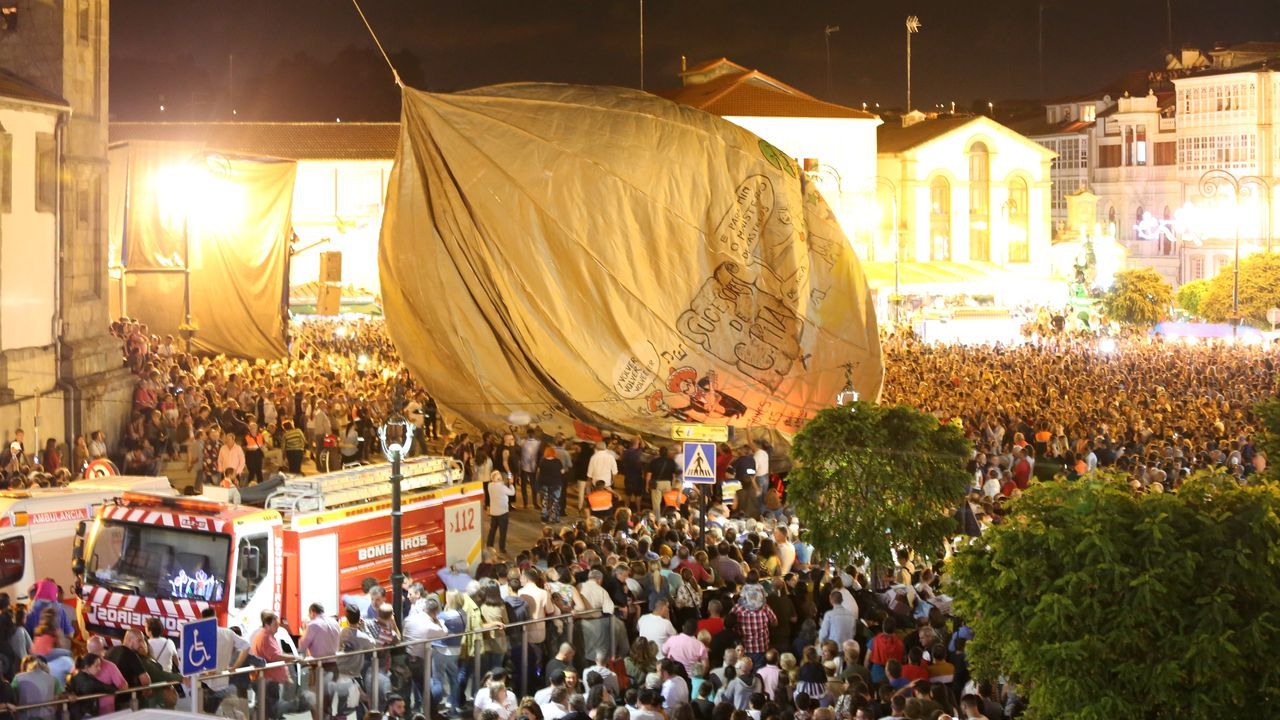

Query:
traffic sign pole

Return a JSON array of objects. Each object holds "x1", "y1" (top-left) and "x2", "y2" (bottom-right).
[{"x1": 681, "y1": 442, "x2": 717, "y2": 550}]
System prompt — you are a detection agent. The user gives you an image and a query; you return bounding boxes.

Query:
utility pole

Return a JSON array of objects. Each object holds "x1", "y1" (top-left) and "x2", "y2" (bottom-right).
[
  {"x1": 639, "y1": 0, "x2": 645, "y2": 90},
  {"x1": 824, "y1": 25, "x2": 840, "y2": 99},
  {"x1": 906, "y1": 16, "x2": 921, "y2": 111},
  {"x1": 1166, "y1": 0, "x2": 1174, "y2": 52},
  {"x1": 1038, "y1": 2, "x2": 1045, "y2": 98}
]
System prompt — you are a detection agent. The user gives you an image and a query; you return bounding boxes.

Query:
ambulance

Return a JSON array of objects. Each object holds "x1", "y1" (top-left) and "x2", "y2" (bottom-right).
[
  {"x1": 0, "y1": 476, "x2": 176, "y2": 602},
  {"x1": 74, "y1": 456, "x2": 484, "y2": 638}
]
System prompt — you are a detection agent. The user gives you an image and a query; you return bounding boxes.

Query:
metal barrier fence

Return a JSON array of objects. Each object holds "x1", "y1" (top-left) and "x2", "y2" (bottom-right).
[{"x1": 7, "y1": 607, "x2": 623, "y2": 720}]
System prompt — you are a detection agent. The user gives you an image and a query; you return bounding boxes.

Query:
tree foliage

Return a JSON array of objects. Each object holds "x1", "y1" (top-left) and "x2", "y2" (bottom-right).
[
  {"x1": 948, "y1": 473, "x2": 1280, "y2": 719},
  {"x1": 1100, "y1": 268, "x2": 1173, "y2": 326},
  {"x1": 1256, "y1": 398, "x2": 1280, "y2": 482},
  {"x1": 1175, "y1": 278, "x2": 1211, "y2": 317},
  {"x1": 787, "y1": 402, "x2": 970, "y2": 569},
  {"x1": 1200, "y1": 252, "x2": 1280, "y2": 326}
]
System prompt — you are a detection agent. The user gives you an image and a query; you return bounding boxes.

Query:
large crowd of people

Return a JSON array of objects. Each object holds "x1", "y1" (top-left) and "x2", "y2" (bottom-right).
[
  {"x1": 109, "y1": 316, "x2": 442, "y2": 490},
  {"x1": 0, "y1": 314, "x2": 1273, "y2": 720},
  {"x1": 882, "y1": 332, "x2": 1274, "y2": 502}
]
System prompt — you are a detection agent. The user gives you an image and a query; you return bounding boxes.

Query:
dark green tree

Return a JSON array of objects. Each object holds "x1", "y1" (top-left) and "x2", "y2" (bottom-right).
[
  {"x1": 1175, "y1": 278, "x2": 1211, "y2": 317},
  {"x1": 948, "y1": 473, "x2": 1280, "y2": 719},
  {"x1": 1199, "y1": 252, "x2": 1280, "y2": 326},
  {"x1": 787, "y1": 402, "x2": 970, "y2": 569},
  {"x1": 1256, "y1": 398, "x2": 1280, "y2": 482},
  {"x1": 1100, "y1": 267, "x2": 1173, "y2": 326}
]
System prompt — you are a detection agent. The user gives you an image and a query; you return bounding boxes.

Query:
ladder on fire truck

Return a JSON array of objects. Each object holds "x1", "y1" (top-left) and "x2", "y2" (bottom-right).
[{"x1": 263, "y1": 455, "x2": 465, "y2": 515}]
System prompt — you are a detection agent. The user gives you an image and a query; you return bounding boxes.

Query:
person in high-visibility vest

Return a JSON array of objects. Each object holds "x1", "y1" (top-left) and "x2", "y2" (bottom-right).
[
  {"x1": 662, "y1": 483, "x2": 689, "y2": 513},
  {"x1": 587, "y1": 480, "x2": 617, "y2": 520}
]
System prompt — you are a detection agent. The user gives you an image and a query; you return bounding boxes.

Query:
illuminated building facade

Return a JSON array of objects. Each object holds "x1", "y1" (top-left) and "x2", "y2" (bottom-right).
[
  {"x1": 1091, "y1": 90, "x2": 1183, "y2": 285},
  {"x1": 1022, "y1": 43, "x2": 1280, "y2": 287},
  {"x1": 874, "y1": 113, "x2": 1056, "y2": 298},
  {"x1": 1172, "y1": 60, "x2": 1279, "y2": 283}
]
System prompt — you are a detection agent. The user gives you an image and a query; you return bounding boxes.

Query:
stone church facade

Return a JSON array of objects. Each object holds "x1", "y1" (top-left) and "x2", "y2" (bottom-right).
[{"x1": 0, "y1": 0, "x2": 132, "y2": 459}]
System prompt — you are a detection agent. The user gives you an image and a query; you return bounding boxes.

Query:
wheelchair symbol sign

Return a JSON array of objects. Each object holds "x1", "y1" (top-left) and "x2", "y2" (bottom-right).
[{"x1": 181, "y1": 617, "x2": 219, "y2": 676}]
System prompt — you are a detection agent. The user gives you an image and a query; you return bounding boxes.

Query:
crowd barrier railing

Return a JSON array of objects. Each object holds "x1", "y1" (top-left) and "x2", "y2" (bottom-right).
[{"x1": 7, "y1": 606, "x2": 625, "y2": 720}]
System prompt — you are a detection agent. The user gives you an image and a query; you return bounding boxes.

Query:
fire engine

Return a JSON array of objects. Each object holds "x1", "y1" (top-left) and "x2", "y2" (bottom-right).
[
  {"x1": 0, "y1": 476, "x2": 176, "y2": 602},
  {"x1": 74, "y1": 456, "x2": 483, "y2": 638}
]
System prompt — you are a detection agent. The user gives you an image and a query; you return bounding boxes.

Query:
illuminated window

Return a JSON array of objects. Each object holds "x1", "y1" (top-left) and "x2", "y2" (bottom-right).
[
  {"x1": 1008, "y1": 177, "x2": 1029, "y2": 263},
  {"x1": 1081, "y1": 104, "x2": 1095, "y2": 122},
  {"x1": 1191, "y1": 256, "x2": 1204, "y2": 280},
  {"x1": 968, "y1": 142, "x2": 990, "y2": 261},
  {"x1": 930, "y1": 176, "x2": 951, "y2": 261}
]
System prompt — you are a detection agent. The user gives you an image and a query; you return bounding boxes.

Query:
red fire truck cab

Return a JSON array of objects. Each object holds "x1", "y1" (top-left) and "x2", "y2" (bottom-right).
[{"x1": 74, "y1": 456, "x2": 482, "y2": 638}]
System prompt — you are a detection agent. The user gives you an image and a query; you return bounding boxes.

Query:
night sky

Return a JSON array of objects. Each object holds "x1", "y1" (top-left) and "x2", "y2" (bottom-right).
[{"x1": 110, "y1": 0, "x2": 1279, "y2": 121}]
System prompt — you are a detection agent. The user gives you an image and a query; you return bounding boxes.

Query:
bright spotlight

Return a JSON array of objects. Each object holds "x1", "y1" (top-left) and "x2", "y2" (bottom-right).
[{"x1": 1098, "y1": 338, "x2": 1117, "y2": 354}]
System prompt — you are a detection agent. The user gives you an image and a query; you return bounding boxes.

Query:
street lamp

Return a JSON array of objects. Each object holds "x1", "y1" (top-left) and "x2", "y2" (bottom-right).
[
  {"x1": 379, "y1": 385, "x2": 415, "y2": 622},
  {"x1": 1198, "y1": 169, "x2": 1272, "y2": 334},
  {"x1": 823, "y1": 25, "x2": 840, "y2": 99}
]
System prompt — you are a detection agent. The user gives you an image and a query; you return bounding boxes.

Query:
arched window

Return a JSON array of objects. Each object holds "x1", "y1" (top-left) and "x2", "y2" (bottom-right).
[
  {"x1": 1107, "y1": 206, "x2": 1118, "y2": 238},
  {"x1": 930, "y1": 176, "x2": 951, "y2": 261},
  {"x1": 1007, "y1": 177, "x2": 1029, "y2": 262},
  {"x1": 968, "y1": 142, "x2": 990, "y2": 261},
  {"x1": 1134, "y1": 205, "x2": 1145, "y2": 242}
]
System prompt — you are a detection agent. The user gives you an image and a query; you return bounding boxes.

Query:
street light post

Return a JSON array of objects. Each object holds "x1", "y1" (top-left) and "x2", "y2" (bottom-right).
[
  {"x1": 379, "y1": 385, "x2": 415, "y2": 622},
  {"x1": 823, "y1": 25, "x2": 840, "y2": 99},
  {"x1": 1199, "y1": 169, "x2": 1272, "y2": 335},
  {"x1": 905, "y1": 16, "x2": 921, "y2": 111}
]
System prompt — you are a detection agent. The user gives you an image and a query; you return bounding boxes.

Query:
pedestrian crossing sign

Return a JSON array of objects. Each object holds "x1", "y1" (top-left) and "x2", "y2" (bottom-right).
[{"x1": 682, "y1": 441, "x2": 716, "y2": 484}]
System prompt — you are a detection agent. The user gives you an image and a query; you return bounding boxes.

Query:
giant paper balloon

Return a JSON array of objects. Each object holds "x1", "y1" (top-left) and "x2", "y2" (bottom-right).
[{"x1": 379, "y1": 83, "x2": 882, "y2": 437}]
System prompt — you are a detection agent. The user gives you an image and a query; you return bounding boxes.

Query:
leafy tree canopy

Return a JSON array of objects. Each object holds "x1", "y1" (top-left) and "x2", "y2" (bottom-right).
[
  {"x1": 1175, "y1": 278, "x2": 1211, "y2": 317},
  {"x1": 948, "y1": 472, "x2": 1280, "y2": 719},
  {"x1": 787, "y1": 402, "x2": 970, "y2": 569},
  {"x1": 1199, "y1": 252, "x2": 1280, "y2": 326},
  {"x1": 1100, "y1": 268, "x2": 1173, "y2": 326}
]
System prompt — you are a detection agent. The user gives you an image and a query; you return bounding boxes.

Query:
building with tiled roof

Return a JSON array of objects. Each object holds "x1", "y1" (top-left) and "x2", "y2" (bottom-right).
[
  {"x1": 0, "y1": 69, "x2": 68, "y2": 110},
  {"x1": 108, "y1": 121, "x2": 397, "y2": 294},
  {"x1": 656, "y1": 57, "x2": 882, "y2": 264},
  {"x1": 873, "y1": 113, "x2": 1057, "y2": 302}
]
